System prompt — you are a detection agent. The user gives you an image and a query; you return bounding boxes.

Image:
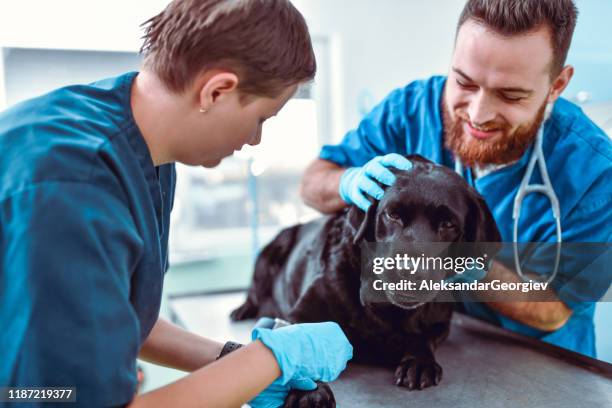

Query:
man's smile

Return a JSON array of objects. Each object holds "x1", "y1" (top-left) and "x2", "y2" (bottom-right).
[{"x1": 464, "y1": 121, "x2": 502, "y2": 140}]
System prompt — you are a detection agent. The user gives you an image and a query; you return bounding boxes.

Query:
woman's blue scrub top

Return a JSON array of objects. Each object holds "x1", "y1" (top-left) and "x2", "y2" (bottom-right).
[
  {"x1": 320, "y1": 76, "x2": 612, "y2": 357},
  {"x1": 0, "y1": 72, "x2": 176, "y2": 406}
]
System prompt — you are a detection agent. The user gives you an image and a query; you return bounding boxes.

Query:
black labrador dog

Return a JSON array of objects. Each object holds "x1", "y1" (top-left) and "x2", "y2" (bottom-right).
[{"x1": 231, "y1": 155, "x2": 501, "y2": 407}]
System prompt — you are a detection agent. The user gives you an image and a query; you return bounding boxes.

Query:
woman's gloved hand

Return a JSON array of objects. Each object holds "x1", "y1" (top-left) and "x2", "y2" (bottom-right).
[
  {"x1": 249, "y1": 320, "x2": 353, "y2": 408},
  {"x1": 248, "y1": 381, "x2": 293, "y2": 408},
  {"x1": 339, "y1": 154, "x2": 413, "y2": 211}
]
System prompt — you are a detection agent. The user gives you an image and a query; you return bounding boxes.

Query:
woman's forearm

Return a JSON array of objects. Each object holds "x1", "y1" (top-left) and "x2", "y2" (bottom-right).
[
  {"x1": 130, "y1": 340, "x2": 280, "y2": 408},
  {"x1": 139, "y1": 318, "x2": 224, "y2": 372}
]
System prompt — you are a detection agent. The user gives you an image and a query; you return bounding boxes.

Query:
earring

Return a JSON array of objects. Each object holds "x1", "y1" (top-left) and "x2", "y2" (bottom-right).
[{"x1": 199, "y1": 107, "x2": 208, "y2": 113}]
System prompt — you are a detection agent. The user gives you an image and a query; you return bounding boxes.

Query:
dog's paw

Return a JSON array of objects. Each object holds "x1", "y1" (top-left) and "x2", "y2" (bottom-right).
[
  {"x1": 282, "y1": 382, "x2": 336, "y2": 408},
  {"x1": 393, "y1": 356, "x2": 442, "y2": 390},
  {"x1": 229, "y1": 301, "x2": 256, "y2": 321}
]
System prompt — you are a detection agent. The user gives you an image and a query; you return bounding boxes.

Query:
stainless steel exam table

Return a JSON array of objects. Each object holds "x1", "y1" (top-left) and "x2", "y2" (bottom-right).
[{"x1": 169, "y1": 291, "x2": 612, "y2": 408}]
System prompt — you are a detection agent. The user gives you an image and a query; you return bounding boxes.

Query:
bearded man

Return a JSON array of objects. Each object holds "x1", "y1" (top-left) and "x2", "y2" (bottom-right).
[{"x1": 300, "y1": 0, "x2": 612, "y2": 358}]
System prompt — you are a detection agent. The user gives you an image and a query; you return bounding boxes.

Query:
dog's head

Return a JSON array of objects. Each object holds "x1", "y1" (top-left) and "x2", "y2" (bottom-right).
[
  {"x1": 348, "y1": 155, "x2": 500, "y2": 244},
  {"x1": 347, "y1": 155, "x2": 501, "y2": 310}
]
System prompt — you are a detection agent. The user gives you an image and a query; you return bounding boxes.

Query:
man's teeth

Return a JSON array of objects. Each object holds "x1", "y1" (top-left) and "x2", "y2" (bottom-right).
[{"x1": 472, "y1": 124, "x2": 498, "y2": 132}]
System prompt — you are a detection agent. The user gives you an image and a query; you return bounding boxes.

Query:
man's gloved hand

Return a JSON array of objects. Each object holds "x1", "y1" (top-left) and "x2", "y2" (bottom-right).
[
  {"x1": 249, "y1": 321, "x2": 353, "y2": 408},
  {"x1": 339, "y1": 154, "x2": 413, "y2": 211},
  {"x1": 444, "y1": 259, "x2": 492, "y2": 284}
]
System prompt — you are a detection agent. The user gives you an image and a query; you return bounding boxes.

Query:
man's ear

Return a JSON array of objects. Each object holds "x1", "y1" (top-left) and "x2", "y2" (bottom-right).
[
  {"x1": 198, "y1": 71, "x2": 239, "y2": 111},
  {"x1": 347, "y1": 201, "x2": 378, "y2": 245},
  {"x1": 547, "y1": 65, "x2": 574, "y2": 103}
]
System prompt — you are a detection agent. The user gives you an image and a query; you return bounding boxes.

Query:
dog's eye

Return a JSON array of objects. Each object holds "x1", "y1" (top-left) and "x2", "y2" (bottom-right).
[
  {"x1": 439, "y1": 221, "x2": 455, "y2": 230},
  {"x1": 385, "y1": 210, "x2": 401, "y2": 222}
]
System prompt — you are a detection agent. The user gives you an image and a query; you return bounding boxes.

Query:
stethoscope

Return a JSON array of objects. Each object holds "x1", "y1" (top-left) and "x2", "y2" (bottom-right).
[{"x1": 454, "y1": 104, "x2": 562, "y2": 284}]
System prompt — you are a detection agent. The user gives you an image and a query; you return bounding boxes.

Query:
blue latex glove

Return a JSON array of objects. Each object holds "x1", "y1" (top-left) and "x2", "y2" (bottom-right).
[
  {"x1": 339, "y1": 154, "x2": 413, "y2": 211},
  {"x1": 248, "y1": 381, "x2": 291, "y2": 408},
  {"x1": 249, "y1": 321, "x2": 353, "y2": 408}
]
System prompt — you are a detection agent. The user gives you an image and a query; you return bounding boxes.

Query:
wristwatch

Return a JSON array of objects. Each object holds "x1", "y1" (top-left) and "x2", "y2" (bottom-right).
[{"x1": 216, "y1": 341, "x2": 244, "y2": 360}]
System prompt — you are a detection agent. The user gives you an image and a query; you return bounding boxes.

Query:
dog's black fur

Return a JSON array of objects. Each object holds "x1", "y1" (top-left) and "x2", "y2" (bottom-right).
[{"x1": 231, "y1": 155, "x2": 501, "y2": 407}]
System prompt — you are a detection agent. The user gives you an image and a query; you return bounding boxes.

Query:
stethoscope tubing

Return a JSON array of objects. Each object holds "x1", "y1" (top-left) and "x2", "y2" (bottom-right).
[{"x1": 454, "y1": 110, "x2": 562, "y2": 284}]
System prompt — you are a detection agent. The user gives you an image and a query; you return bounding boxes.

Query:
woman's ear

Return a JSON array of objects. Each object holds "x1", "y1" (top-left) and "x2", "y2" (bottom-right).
[{"x1": 198, "y1": 71, "x2": 239, "y2": 111}]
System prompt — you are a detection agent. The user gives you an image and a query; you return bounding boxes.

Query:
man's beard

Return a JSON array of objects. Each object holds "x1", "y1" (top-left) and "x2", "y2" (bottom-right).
[{"x1": 443, "y1": 99, "x2": 547, "y2": 168}]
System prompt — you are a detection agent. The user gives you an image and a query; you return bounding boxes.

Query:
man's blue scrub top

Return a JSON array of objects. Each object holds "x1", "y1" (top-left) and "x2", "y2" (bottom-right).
[
  {"x1": 320, "y1": 76, "x2": 612, "y2": 357},
  {"x1": 0, "y1": 72, "x2": 176, "y2": 406}
]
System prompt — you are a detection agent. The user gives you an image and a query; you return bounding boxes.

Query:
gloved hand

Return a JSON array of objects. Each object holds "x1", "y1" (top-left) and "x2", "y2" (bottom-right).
[
  {"x1": 249, "y1": 320, "x2": 353, "y2": 408},
  {"x1": 339, "y1": 154, "x2": 413, "y2": 211},
  {"x1": 248, "y1": 381, "x2": 291, "y2": 408}
]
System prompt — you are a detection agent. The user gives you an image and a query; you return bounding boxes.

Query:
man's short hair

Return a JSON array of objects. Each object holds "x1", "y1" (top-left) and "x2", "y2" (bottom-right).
[
  {"x1": 457, "y1": 0, "x2": 578, "y2": 76},
  {"x1": 140, "y1": 0, "x2": 316, "y2": 97}
]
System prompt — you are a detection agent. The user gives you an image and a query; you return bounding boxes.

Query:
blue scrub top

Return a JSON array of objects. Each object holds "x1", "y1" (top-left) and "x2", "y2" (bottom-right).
[
  {"x1": 320, "y1": 76, "x2": 612, "y2": 357},
  {"x1": 0, "y1": 72, "x2": 176, "y2": 406}
]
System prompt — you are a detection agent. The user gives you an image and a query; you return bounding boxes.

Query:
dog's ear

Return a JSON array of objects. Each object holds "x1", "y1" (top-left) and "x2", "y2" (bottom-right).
[
  {"x1": 347, "y1": 201, "x2": 379, "y2": 244},
  {"x1": 465, "y1": 191, "x2": 501, "y2": 243},
  {"x1": 405, "y1": 154, "x2": 430, "y2": 164},
  {"x1": 460, "y1": 189, "x2": 503, "y2": 274}
]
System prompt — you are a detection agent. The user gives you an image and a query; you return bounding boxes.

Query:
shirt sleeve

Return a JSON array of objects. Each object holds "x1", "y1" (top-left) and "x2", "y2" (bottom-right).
[
  {"x1": 0, "y1": 181, "x2": 145, "y2": 407},
  {"x1": 319, "y1": 87, "x2": 412, "y2": 168}
]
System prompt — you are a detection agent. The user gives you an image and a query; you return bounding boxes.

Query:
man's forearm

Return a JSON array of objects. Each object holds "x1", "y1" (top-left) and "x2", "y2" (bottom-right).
[
  {"x1": 300, "y1": 159, "x2": 347, "y2": 214},
  {"x1": 480, "y1": 261, "x2": 572, "y2": 331},
  {"x1": 486, "y1": 300, "x2": 572, "y2": 332},
  {"x1": 139, "y1": 318, "x2": 224, "y2": 372}
]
